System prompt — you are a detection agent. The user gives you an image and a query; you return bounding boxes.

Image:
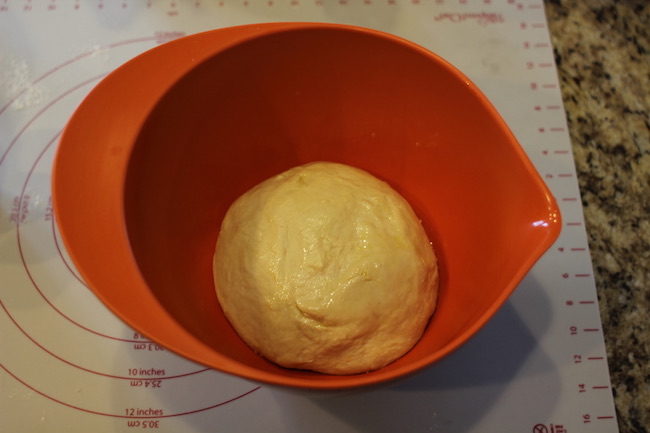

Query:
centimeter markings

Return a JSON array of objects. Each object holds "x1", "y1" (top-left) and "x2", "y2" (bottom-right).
[
  {"x1": 1, "y1": 0, "x2": 538, "y2": 15},
  {"x1": 520, "y1": 1, "x2": 617, "y2": 430}
]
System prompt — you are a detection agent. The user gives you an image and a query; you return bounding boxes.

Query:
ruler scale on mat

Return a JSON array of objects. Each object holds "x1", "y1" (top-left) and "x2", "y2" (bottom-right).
[{"x1": 0, "y1": 1, "x2": 618, "y2": 432}]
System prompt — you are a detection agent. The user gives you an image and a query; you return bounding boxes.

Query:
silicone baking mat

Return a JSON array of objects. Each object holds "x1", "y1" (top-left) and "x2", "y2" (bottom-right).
[{"x1": 0, "y1": 1, "x2": 618, "y2": 432}]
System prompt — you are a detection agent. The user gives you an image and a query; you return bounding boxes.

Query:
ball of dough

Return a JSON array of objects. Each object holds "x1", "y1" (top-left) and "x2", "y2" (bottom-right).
[{"x1": 213, "y1": 162, "x2": 438, "y2": 375}]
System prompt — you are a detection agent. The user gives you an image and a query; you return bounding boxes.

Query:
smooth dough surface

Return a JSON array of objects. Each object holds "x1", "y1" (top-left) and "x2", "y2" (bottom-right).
[{"x1": 213, "y1": 162, "x2": 438, "y2": 374}]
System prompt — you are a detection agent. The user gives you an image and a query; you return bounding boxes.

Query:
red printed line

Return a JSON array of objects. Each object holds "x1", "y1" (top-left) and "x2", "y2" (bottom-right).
[
  {"x1": 0, "y1": 299, "x2": 210, "y2": 380},
  {"x1": 592, "y1": 386, "x2": 610, "y2": 389},
  {"x1": 575, "y1": 273, "x2": 591, "y2": 277},
  {"x1": 1, "y1": 298, "x2": 212, "y2": 380},
  {"x1": 542, "y1": 83, "x2": 558, "y2": 89},
  {"x1": 566, "y1": 221, "x2": 582, "y2": 226},
  {"x1": 539, "y1": 62, "x2": 554, "y2": 68},
  {"x1": 554, "y1": 150, "x2": 570, "y2": 154},
  {"x1": 51, "y1": 216, "x2": 87, "y2": 287},
  {"x1": 571, "y1": 247, "x2": 586, "y2": 251},
  {"x1": 546, "y1": 105, "x2": 562, "y2": 110},
  {"x1": 0, "y1": 74, "x2": 106, "y2": 167},
  {"x1": 584, "y1": 328, "x2": 600, "y2": 332},
  {"x1": 558, "y1": 173, "x2": 573, "y2": 177},
  {"x1": 534, "y1": 42, "x2": 550, "y2": 48},
  {"x1": 579, "y1": 301, "x2": 595, "y2": 304},
  {"x1": 0, "y1": 360, "x2": 260, "y2": 419},
  {"x1": 14, "y1": 127, "x2": 137, "y2": 342},
  {"x1": 550, "y1": 127, "x2": 566, "y2": 131},
  {"x1": 0, "y1": 36, "x2": 155, "y2": 118},
  {"x1": 562, "y1": 197, "x2": 578, "y2": 201},
  {"x1": 588, "y1": 356, "x2": 605, "y2": 360},
  {"x1": 0, "y1": 37, "x2": 157, "y2": 168},
  {"x1": 597, "y1": 416, "x2": 615, "y2": 420}
]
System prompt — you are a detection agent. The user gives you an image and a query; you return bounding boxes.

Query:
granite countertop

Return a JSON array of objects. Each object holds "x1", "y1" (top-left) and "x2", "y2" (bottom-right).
[{"x1": 543, "y1": 1, "x2": 649, "y2": 432}]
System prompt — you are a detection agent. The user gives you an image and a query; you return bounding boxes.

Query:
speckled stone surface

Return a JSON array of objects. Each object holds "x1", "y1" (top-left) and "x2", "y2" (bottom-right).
[{"x1": 543, "y1": 1, "x2": 650, "y2": 432}]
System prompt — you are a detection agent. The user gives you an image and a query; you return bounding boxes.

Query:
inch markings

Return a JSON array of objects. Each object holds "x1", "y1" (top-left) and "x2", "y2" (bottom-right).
[{"x1": 520, "y1": 0, "x2": 617, "y2": 430}]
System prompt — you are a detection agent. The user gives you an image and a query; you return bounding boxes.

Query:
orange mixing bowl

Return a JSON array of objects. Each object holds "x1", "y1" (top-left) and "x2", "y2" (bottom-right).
[{"x1": 52, "y1": 23, "x2": 561, "y2": 389}]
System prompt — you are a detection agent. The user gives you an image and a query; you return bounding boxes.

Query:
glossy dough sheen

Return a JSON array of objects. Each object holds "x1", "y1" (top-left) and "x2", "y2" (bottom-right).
[{"x1": 213, "y1": 162, "x2": 439, "y2": 374}]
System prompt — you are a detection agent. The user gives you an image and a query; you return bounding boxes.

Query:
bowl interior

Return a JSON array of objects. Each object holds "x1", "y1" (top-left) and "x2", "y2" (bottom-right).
[{"x1": 84, "y1": 26, "x2": 559, "y2": 388}]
